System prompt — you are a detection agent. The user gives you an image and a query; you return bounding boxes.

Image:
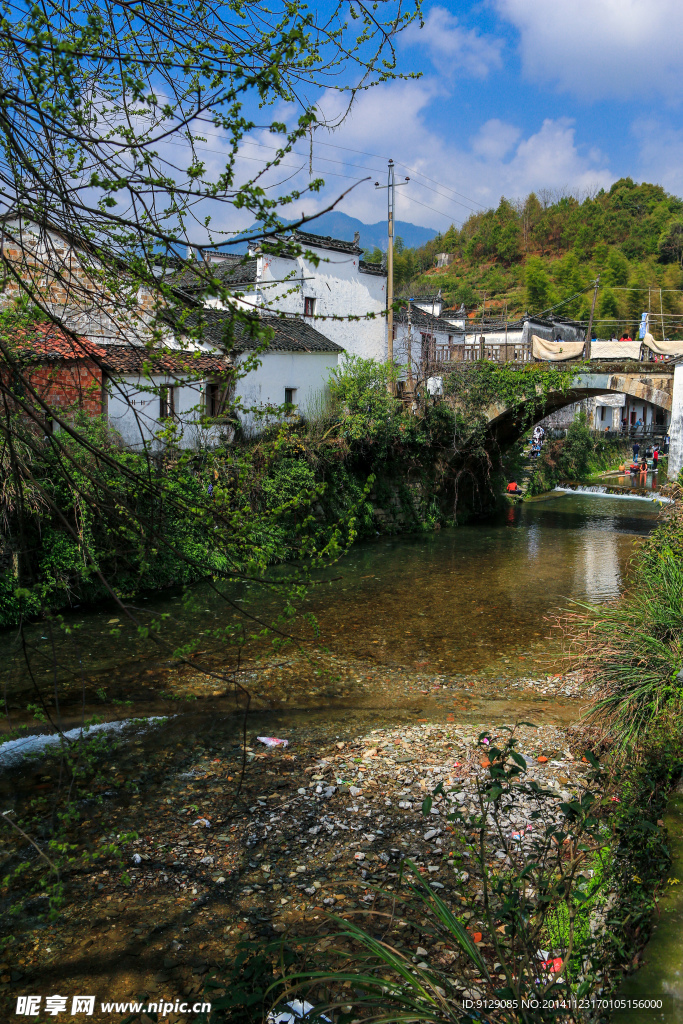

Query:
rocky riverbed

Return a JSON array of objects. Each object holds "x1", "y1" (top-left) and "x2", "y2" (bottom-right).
[{"x1": 0, "y1": 657, "x2": 602, "y2": 1023}]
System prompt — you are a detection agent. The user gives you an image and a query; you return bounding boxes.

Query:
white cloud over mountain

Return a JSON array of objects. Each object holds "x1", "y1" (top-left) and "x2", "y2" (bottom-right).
[{"x1": 308, "y1": 83, "x2": 613, "y2": 230}]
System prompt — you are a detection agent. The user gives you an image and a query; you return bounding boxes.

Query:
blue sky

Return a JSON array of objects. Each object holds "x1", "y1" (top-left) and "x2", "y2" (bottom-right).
[{"x1": 190, "y1": 0, "x2": 683, "y2": 239}]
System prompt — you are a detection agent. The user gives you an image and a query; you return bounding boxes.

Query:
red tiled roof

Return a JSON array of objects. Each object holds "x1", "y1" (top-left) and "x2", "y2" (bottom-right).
[
  {"x1": 101, "y1": 345, "x2": 229, "y2": 375},
  {"x1": 12, "y1": 324, "x2": 107, "y2": 362}
]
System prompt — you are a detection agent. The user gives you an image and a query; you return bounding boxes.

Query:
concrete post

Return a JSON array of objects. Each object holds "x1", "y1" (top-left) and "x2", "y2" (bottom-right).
[{"x1": 667, "y1": 361, "x2": 683, "y2": 481}]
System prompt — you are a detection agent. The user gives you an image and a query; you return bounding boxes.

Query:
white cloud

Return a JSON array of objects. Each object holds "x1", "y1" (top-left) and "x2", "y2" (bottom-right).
[
  {"x1": 401, "y1": 6, "x2": 503, "y2": 77},
  {"x1": 495, "y1": 0, "x2": 683, "y2": 100},
  {"x1": 471, "y1": 119, "x2": 521, "y2": 160},
  {"x1": 163, "y1": 76, "x2": 615, "y2": 241},
  {"x1": 632, "y1": 119, "x2": 683, "y2": 195},
  {"x1": 302, "y1": 83, "x2": 613, "y2": 229}
]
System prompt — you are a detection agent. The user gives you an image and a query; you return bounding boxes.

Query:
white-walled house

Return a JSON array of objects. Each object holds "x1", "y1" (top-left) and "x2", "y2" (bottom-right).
[
  {"x1": 102, "y1": 311, "x2": 343, "y2": 446},
  {"x1": 183, "y1": 309, "x2": 343, "y2": 435},
  {"x1": 0, "y1": 217, "x2": 349, "y2": 446},
  {"x1": 103, "y1": 345, "x2": 232, "y2": 449},
  {"x1": 393, "y1": 302, "x2": 464, "y2": 377},
  {"x1": 171, "y1": 230, "x2": 388, "y2": 361}
]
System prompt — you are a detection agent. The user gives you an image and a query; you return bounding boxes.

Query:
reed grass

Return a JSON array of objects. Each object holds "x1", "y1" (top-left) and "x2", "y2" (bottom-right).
[{"x1": 563, "y1": 492, "x2": 683, "y2": 747}]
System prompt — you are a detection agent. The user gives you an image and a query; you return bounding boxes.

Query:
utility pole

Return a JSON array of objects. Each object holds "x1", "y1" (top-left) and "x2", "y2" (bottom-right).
[
  {"x1": 585, "y1": 275, "x2": 600, "y2": 358},
  {"x1": 504, "y1": 302, "x2": 509, "y2": 362},
  {"x1": 387, "y1": 159, "x2": 395, "y2": 371},
  {"x1": 406, "y1": 300, "x2": 414, "y2": 400},
  {"x1": 375, "y1": 163, "x2": 409, "y2": 389}
]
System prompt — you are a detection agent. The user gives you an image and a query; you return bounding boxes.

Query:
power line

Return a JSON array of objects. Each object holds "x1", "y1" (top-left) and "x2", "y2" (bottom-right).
[
  {"x1": 154, "y1": 137, "x2": 370, "y2": 182},
  {"x1": 241, "y1": 139, "x2": 479, "y2": 218},
  {"x1": 406, "y1": 178, "x2": 479, "y2": 215},
  {"x1": 188, "y1": 124, "x2": 487, "y2": 218},
  {"x1": 612, "y1": 286, "x2": 683, "y2": 293},
  {"x1": 239, "y1": 137, "x2": 384, "y2": 177},
  {"x1": 399, "y1": 192, "x2": 462, "y2": 227},
  {"x1": 392, "y1": 159, "x2": 486, "y2": 211}
]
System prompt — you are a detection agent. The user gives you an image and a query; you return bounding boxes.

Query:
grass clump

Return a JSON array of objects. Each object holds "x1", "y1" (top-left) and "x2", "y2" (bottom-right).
[{"x1": 564, "y1": 494, "x2": 683, "y2": 747}]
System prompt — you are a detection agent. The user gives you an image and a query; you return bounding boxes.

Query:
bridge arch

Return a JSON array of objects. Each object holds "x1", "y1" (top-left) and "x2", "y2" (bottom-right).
[{"x1": 485, "y1": 371, "x2": 672, "y2": 445}]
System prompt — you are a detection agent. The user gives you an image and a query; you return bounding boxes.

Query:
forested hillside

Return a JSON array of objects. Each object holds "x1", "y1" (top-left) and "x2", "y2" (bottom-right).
[{"x1": 364, "y1": 178, "x2": 683, "y2": 336}]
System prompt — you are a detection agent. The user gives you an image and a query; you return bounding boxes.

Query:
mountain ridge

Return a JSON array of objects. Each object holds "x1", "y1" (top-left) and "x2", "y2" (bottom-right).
[{"x1": 219, "y1": 212, "x2": 439, "y2": 253}]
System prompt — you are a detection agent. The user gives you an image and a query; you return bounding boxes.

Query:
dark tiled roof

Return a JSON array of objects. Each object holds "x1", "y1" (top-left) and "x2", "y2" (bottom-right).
[
  {"x1": 269, "y1": 230, "x2": 363, "y2": 256},
  {"x1": 395, "y1": 302, "x2": 453, "y2": 332},
  {"x1": 101, "y1": 345, "x2": 229, "y2": 375},
  {"x1": 168, "y1": 256, "x2": 258, "y2": 292},
  {"x1": 12, "y1": 324, "x2": 107, "y2": 362},
  {"x1": 176, "y1": 309, "x2": 343, "y2": 354},
  {"x1": 359, "y1": 259, "x2": 386, "y2": 277}
]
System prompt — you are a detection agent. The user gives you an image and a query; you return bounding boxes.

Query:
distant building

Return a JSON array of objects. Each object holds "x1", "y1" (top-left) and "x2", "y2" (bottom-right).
[
  {"x1": 393, "y1": 301, "x2": 464, "y2": 379},
  {"x1": 591, "y1": 393, "x2": 669, "y2": 431}
]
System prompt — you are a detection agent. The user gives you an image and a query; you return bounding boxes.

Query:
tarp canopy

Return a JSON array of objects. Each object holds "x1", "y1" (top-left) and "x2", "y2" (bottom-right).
[
  {"x1": 642, "y1": 333, "x2": 683, "y2": 356},
  {"x1": 532, "y1": 335, "x2": 585, "y2": 361},
  {"x1": 590, "y1": 340, "x2": 641, "y2": 360}
]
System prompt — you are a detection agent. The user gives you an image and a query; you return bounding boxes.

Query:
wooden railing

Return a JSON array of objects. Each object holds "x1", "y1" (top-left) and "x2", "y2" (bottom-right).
[{"x1": 431, "y1": 343, "x2": 533, "y2": 365}]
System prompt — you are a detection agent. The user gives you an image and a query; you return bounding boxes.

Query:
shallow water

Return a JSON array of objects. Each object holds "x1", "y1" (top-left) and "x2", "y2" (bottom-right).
[
  {"x1": 0, "y1": 493, "x2": 661, "y2": 707},
  {"x1": 298, "y1": 492, "x2": 659, "y2": 677}
]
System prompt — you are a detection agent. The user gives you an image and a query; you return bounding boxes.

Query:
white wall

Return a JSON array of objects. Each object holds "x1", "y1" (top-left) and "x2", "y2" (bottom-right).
[
  {"x1": 668, "y1": 363, "x2": 683, "y2": 480},
  {"x1": 235, "y1": 349, "x2": 339, "y2": 434},
  {"x1": 257, "y1": 248, "x2": 387, "y2": 361},
  {"x1": 593, "y1": 392, "x2": 625, "y2": 429},
  {"x1": 107, "y1": 375, "x2": 223, "y2": 449},
  {"x1": 393, "y1": 322, "x2": 460, "y2": 377}
]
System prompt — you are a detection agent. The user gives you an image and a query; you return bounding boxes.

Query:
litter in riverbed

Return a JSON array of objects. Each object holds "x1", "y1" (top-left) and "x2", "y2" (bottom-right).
[
  {"x1": 268, "y1": 1000, "x2": 330, "y2": 1022},
  {"x1": 258, "y1": 736, "x2": 290, "y2": 748}
]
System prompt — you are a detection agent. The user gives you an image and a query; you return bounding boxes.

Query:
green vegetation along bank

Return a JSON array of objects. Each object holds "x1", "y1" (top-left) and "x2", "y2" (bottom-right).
[
  {"x1": 364, "y1": 178, "x2": 683, "y2": 336},
  {"x1": 0, "y1": 355, "x2": 577, "y2": 627}
]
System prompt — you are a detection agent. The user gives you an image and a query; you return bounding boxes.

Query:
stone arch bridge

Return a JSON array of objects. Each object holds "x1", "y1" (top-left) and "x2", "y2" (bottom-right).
[{"x1": 479, "y1": 366, "x2": 678, "y2": 477}]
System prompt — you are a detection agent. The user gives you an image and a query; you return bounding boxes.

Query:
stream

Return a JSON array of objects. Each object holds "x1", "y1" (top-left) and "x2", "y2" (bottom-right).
[
  {"x1": 0, "y1": 491, "x2": 662, "y2": 714},
  {"x1": 0, "y1": 490, "x2": 673, "y2": 1018}
]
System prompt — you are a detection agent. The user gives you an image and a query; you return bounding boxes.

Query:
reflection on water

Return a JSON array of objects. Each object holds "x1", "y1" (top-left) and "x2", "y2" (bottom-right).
[
  {"x1": 0, "y1": 493, "x2": 661, "y2": 693},
  {"x1": 580, "y1": 530, "x2": 620, "y2": 603},
  {"x1": 298, "y1": 493, "x2": 658, "y2": 677},
  {"x1": 615, "y1": 470, "x2": 662, "y2": 491}
]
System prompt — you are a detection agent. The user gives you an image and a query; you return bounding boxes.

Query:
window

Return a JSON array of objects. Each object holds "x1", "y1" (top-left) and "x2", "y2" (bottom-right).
[
  {"x1": 600, "y1": 406, "x2": 605, "y2": 421},
  {"x1": 204, "y1": 380, "x2": 229, "y2": 418},
  {"x1": 159, "y1": 384, "x2": 175, "y2": 419},
  {"x1": 304, "y1": 296, "x2": 316, "y2": 317},
  {"x1": 284, "y1": 387, "x2": 297, "y2": 413}
]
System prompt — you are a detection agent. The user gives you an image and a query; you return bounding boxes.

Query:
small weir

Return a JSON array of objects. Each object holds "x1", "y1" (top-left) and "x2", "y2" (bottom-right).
[{"x1": 554, "y1": 485, "x2": 673, "y2": 503}]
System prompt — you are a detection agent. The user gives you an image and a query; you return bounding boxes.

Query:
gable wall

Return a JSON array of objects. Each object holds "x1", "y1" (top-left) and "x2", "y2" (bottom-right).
[
  {"x1": 235, "y1": 349, "x2": 338, "y2": 435},
  {"x1": 258, "y1": 249, "x2": 386, "y2": 360}
]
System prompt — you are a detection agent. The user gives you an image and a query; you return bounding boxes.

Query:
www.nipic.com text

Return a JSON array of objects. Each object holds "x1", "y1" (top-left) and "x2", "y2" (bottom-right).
[{"x1": 15, "y1": 995, "x2": 212, "y2": 1016}]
